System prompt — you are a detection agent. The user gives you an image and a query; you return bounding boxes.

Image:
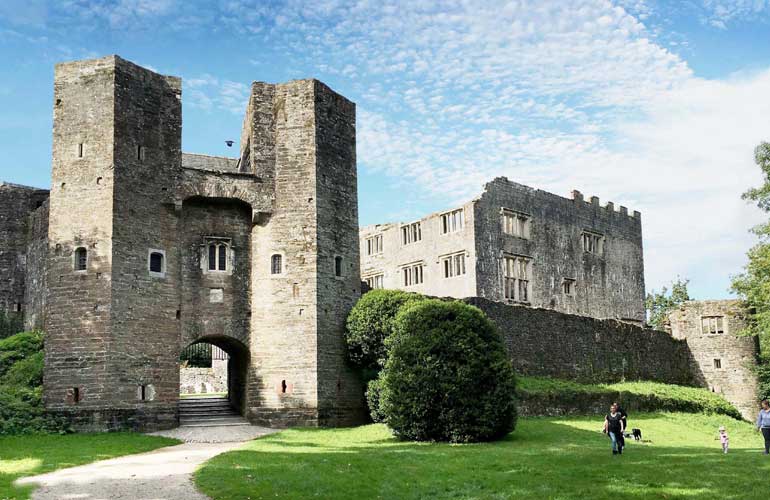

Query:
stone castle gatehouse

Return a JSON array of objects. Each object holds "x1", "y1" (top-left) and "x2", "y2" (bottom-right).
[{"x1": 1, "y1": 55, "x2": 364, "y2": 430}]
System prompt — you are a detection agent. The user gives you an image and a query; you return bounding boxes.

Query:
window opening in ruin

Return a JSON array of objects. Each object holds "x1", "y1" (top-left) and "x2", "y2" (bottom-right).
[
  {"x1": 701, "y1": 316, "x2": 725, "y2": 334},
  {"x1": 72, "y1": 387, "x2": 80, "y2": 404},
  {"x1": 140, "y1": 385, "x2": 147, "y2": 401},
  {"x1": 78, "y1": 143, "x2": 84, "y2": 158},
  {"x1": 582, "y1": 231, "x2": 604, "y2": 255},
  {"x1": 713, "y1": 358, "x2": 722, "y2": 369},
  {"x1": 74, "y1": 247, "x2": 87, "y2": 271},
  {"x1": 440, "y1": 208, "x2": 464, "y2": 234},
  {"x1": 402, "y1": 262, "x2": 424, "y2": 286},
  {"x1": 206, "y1": 240, "x2": 230, "y2": 272},
  {"x1": 180, "y1": 343, "x2": 230, "y2": 399},
  {"x1": 176, "y1": 310, "x2": 181, "y2": 320},
  {"x1": 13, "y1": 303, "x2": 22, "y2": 312},
  {"x1": 137, "y1": 145, "x2": 145, "y2": 161},
  {"x1": 502, "y1": 209, "x2": 531, "y2": 239},
  {"x1": 442, "y1": 252, "x2": 466, "y2": 278},
  {"x1": 365, "y1": 273, "x2": 384, "y2": 289},
  {"x1": 401, "y1": 221, "x2": 422, "y2": 245},
  {"x1": 335, "y1": 256, "x2": 343, "y2": 277},
  {"x1": 366, "y1": 234, "x2": 383, "y2": 255},
  {"x1": 149, "y1": 252, "x2": 163, "y2": 273},
  {"x1": 271, "y1": 254, "x2": 282, "y2": 274},
  {"x1": 504, "y1": 255, "x2": 531, "y2": 303},
  {"x1": 292, "y1": 283, "x2": 300, "y2": 298},
  {"x1": 562, "y1": 278, "x2": 575, "y2": 296},
  {"x1": 281, "y1": 380, "x2": 287, "y2": 393}
]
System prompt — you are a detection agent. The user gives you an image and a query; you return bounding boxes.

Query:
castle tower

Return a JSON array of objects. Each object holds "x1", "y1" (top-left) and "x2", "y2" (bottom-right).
[
  {"x1": 669, "y1": 300, "x2": 760, "y2": 421},
  {"x1": 248, "y1": 80, "x2": 364, "y2": 426},
  {"x1": 45, "y1": 56, "x2": 182, "y2": 429}
]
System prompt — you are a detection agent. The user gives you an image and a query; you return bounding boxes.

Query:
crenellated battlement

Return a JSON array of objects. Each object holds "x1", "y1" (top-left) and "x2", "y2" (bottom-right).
[{"x1": 570, "y1": 189, "x2": 641, "y2": 220}]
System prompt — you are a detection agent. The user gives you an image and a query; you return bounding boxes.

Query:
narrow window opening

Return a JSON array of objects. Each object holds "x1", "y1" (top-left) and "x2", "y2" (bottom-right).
[
  {"x1": 78, "y1": 143, "x2": 84, "y2": 158},
  {"x1": 335, "y1": 256, "x2": 343, "y2": 277},
  {"x1": 74, "y1": 247, "x2": 87, "y2": 271},
  {"x1": 149, "y1": 252, "x2": 163, "y2": 273},
  {"x1": 271, "y1": 254, "x2": 282, "y2": 275},
  {"x1": 137, "y1": 145, "x2": 145, "y2": 161},
  {"x1": 175, "y1": 310, "x2": 181, "y2": 320},
  {"x1": 72, "y1": 387, "x2": 80, "y2": 404},
  {"x1": 292, "y1": 283, "x2": 299, "y2": 298},
  {"x1": 208, "y1": 244, "x2": 216, "y2": 271},
  {"x1": 562, "y1": 278, "x2": 575, "y2": 296},
  {"x1": 140, "y1": 384, "x2": 147, "y2": 401},
  {"x1": 713, "y1": 358, "x2": 722, "y2": 369},
  {"x1": 218, "y1": 245, "x2": 227, "y2": 271},
  {"x1": 281, "y1": 380, "x2": 287, "y2": 393}
]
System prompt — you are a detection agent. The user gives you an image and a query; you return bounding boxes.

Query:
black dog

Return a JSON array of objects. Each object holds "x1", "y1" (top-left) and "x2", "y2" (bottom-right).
[{"x1": 624, "y1": 428, "x2": 642, "y2": 441}]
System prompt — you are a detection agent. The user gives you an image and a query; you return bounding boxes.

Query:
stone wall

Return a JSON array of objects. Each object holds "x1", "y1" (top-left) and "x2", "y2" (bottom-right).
[
  {"x1": 669, "y1": 300, "x2": 759, "y2": 420},
  {"x1": 0, "y1": 182, "x2": 48, "y2": 329},
  {"x1": 465, "y1": 297, "x2": 696, "y2": 385},
  {"x1": 474, "y1": 178, "x2": 645, "y2": 322},
  {"x1": 180, "y1": 359, "x2": 228, "y2": 394},
  {"x1": 24, "y1": 199, "x2": 49, "y2": 331}
]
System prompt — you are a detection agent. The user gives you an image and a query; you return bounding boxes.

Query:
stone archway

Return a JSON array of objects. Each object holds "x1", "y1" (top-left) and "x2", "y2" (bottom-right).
[{"x1": 179, "y1": 336, "x2": 250, "y2": 416}]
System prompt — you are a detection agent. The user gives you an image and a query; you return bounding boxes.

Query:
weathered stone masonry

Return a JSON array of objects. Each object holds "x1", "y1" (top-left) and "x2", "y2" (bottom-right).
[
  {"x1": 361, "y1": 177, "x2": 645, "y2": 323},
  {"x1": 1, "y1": 55, "x2": 364, "y2": 431}
]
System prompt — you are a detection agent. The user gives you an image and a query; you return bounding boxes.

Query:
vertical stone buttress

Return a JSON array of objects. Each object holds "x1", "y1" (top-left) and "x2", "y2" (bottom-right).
[
  {"x1": 248, "y1": 79, "x2": 363, "y2": 426},
  {"x1": 45, "y1": 56, "x2": 182, "y2": 430}
]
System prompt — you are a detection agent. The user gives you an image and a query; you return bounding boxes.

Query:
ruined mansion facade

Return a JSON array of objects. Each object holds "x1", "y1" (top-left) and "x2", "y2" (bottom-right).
[
  {"x1": 0, "y1": 55, "x2": 364, "y2": 430},
  {"x1": 360, "y1": 178, "x2": 646, "y2": 323}
]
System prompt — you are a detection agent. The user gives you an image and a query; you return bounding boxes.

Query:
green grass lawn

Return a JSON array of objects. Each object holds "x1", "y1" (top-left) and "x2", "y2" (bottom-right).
[
  {"x1": 196, "y1": 413, "x2": 768, "y2": 499},
  {"x1": 0, "y1": 433, "x2": 178, "y2": 500}
]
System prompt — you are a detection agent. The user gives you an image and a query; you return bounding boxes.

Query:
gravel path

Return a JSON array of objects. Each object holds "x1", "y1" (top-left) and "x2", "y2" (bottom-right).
[{"x1": 16, "y1": 425, "x2": 279, "y2": 500}]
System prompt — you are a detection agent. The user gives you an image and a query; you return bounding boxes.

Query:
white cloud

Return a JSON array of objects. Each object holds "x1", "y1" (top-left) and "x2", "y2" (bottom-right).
[{"x1": 699, "y1": 0, "x2": 770, "y2": 28}]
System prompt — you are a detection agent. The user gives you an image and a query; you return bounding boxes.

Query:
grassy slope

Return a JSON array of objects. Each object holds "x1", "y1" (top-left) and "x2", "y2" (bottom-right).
[
  {"x1": 0, "y1": 433, "x2": 178, "y2": 500},
  {"x1": 518, "y1": 376, "x2": 742, "y2": 417},
  {"x1": 196, "y1": 413, "x2": 767, "y2": 500}
]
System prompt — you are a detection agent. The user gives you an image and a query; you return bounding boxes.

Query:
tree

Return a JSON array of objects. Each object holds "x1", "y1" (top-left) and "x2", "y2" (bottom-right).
[
  {"x1": 732, "y1": 142, "x2": 770, "y2": 351},
  {"x1": 645, "y1": 278, "x2": 690, "y2": 330},
  {"x1": 379, "y1": 299, "x2": 517, "y2": 443}
]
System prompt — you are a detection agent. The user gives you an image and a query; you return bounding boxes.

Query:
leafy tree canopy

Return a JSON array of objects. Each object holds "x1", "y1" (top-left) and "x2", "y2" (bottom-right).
[{"x1": 645, "y1": 278, "x2": 690, "y2": 330}]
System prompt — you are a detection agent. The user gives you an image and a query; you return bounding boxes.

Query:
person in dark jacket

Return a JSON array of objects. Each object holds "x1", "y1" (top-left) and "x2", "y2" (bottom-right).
[
  {"x1": 757, "y1": 399, "x2": 770, "y2": 454},
  {"x1": 613, "y1": 401, "x2": 628, "y2": 451},
  {"x1": 603, "y1": 403, "x2": 625, "y2": 455}
]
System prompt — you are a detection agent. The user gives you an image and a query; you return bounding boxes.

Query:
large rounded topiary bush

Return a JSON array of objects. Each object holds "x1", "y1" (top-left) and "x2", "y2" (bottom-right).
[
  {"x1": 380, "y1": 299, "x2": 517, "y2": 443},
  {"x1": 345, "y1": 289, "x2": 427, "y2": 371}
]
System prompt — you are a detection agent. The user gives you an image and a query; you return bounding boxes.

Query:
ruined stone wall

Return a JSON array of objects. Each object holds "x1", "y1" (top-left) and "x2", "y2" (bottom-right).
[
  {"x1": 24, "y1": 200, "x2": 49, "y2": 331},
  {"x1": 359, "y1": 200, "x2": 477, "y2": 298},
  {"x1": 0, "y1": 183, "x2": 48, "y2": 330},
  {"x1": 180, "y1": 359, "x2": 228, "y2": 394},
  {"x1": 669, "y1": 300, "x2": 759, "y2": 421},
  {"x1": 474, "y1": 178, "x2": 645, "y2": 322},
  {"x1": 465, "y1": 297, "x2": 696, "y2": 385}
]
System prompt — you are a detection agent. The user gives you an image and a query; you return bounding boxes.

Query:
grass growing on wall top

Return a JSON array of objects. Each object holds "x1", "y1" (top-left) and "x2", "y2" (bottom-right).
[{"x1": 518, "y1": 376, "x2": 742, "y2": 419}]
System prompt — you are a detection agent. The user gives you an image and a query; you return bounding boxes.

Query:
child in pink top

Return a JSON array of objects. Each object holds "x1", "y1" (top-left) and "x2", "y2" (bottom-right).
[{"x1": 718, "y1": 426, "x2": 729, "y2": 454}]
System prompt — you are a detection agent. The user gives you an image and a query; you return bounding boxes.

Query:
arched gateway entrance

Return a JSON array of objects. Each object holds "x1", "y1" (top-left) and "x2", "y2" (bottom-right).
[{"x1": 178, "y1": 337, "x2": 250, "y2": 423}]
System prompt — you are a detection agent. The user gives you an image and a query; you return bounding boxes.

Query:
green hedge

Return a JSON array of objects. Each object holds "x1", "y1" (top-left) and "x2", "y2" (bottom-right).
[
  {"x1": 518, "y1": 376, "x2": 742, "y2": 420},
  {"x1": 345, "y1": 289, "x2": 428, "y2": 372},
  {"x1": 380, "y1": 299, "x2": 517, "y2": 443},
  {"x1": 0, "y1": 331, "x2": 70, "y2": 434}
]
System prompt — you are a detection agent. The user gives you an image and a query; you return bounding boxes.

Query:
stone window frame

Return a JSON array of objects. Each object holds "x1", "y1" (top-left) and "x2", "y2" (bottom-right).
[
  {"x1": 147, "y1": 249, "x2": 166, "y2": 278},
  {"x1": 562, "y1": 278, "x2": 576, "y2": 297},
  {"x1": 270, "y1": 253, "x2": 284, "y2": 277},
  {"x1": 440, "y1": 250, "x2": 467, "y2": 279},
  {"x1": 365, "y1": 234, "x2": 384, "y2": 256},
  {"x1": 400, "y1": 221, "x2": 422, "y2": 246},
  {"x1": 701, "y1": 316, "x2": 727, "y2": 335},
  {"x1": 401, "y1": 261, "x2": 425, "y2": 287},
  {"x1": 581, "y1": 230, "x2": 605, "y2": 256},
  {"x1": 713, "y1": 358, "x2": 723, "y2": 370},
  {"x1": 503, "y1": 253, "x2": 532, "y2": 303},
  {"x1": 501, "y1": 208, "x2": 531, "y2": 240},
  {"x1": 364, "y1": 272, "x2": 385, "y2": 290},
  {"x1": 73, "y1": 246, "x2": 88, "y2": 272},
  {"x1": 440, "y1": 208, "x2": 465, "y2": 235},
  {"x1": 334, "y1": 255, "x2": 344, "y2": 279},
  {"x1": 202, "y1": 237, "x2": 234, "y2": 275}
]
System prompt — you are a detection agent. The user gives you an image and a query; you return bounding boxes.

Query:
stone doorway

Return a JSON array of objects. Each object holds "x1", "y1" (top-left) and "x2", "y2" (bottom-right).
[{"x1": 178, "y1": 336, "x2": 250, "y2": 417}]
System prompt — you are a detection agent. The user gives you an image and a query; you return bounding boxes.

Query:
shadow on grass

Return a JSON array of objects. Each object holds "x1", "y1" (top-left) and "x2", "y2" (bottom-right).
[{"x1": 196, "y1": 418, "x2": 769, "y2": 500}]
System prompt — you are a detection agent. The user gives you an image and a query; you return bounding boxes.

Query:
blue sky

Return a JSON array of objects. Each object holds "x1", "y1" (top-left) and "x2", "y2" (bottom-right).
[{"x1": 1, "y1": 0, "x2": 769, "y2": 300}]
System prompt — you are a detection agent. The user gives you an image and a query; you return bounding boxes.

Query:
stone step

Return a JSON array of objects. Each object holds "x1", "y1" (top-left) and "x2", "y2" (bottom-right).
[
  {"x1": 179, "y1": 401, "x2": 231, "y2": 408},
  {"x1": 179, "y1": 420, "x2": 251, "y2": 428},
  {"x1": 180, "y1": 416, "x2": 248, "y2": 426},
  {"x1": 179, "y1": 410, "x2": 239, "y2": 418}
]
